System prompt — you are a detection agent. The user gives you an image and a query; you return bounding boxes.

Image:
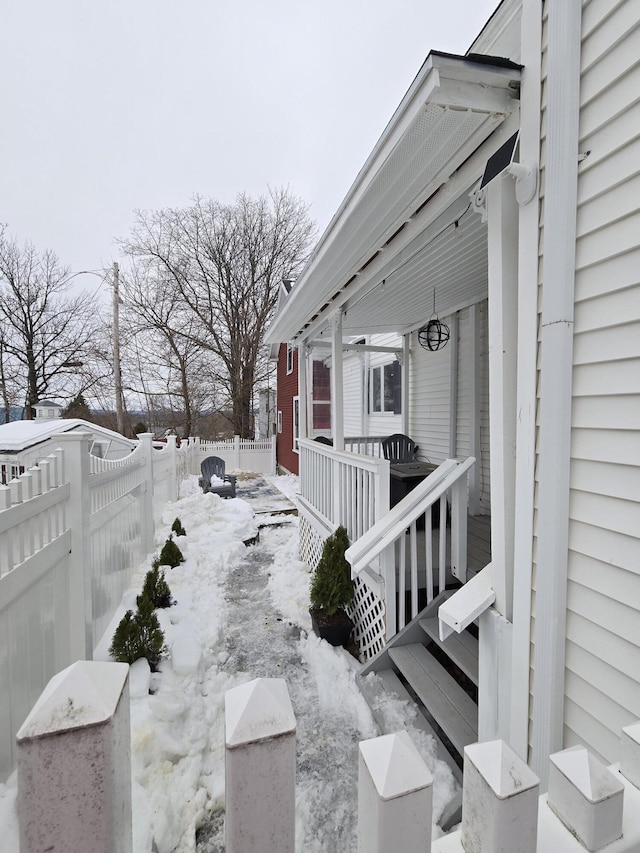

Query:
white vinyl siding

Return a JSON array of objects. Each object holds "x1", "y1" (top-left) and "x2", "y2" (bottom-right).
[
  {"x1": 531, "y1": 0, "x2": 640, "y2": 765},
  {"x1": 343, "y1": 353, "x2": 364, "y2": 436},
  {"x1": 409, "y1": 324, "x2": 451, "y2": 464}
]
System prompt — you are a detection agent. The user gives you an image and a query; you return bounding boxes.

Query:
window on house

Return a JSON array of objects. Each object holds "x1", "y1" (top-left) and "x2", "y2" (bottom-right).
[
  {"x1": 370, "y1": 360, "x2": 401, "y2": 414},
  {"x1": 293, "y1": 397, "x2": 300, "y2": 451},
  {"x1": 286, "y1": 343, "x2": 294, "y2": 375},
  {"x1": 312, "y1": 359, "x2": 331, "y2": 430},
  {"x1": 277, "y1": 411, "x2": 283, "y2": 434}
]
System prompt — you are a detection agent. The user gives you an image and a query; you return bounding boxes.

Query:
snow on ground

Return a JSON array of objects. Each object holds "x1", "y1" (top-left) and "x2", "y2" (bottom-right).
[{"x1": 0, "y1": 472, "x2": 458, "y2": 852}]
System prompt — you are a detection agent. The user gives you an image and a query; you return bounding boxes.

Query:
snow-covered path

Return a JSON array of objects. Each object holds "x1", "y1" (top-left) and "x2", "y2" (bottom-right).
[
  {"x1": 0, "y1": 475, "x2": 458, "y2": 852},
  {"x1": 196, "y1": 523, "x2": 377, "y2": 851}
]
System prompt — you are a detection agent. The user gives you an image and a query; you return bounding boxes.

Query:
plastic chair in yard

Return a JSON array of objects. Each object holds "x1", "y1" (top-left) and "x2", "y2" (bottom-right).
[
  {"x1": 198, "y1": 456, "x2": 237, "y2": 498},
  {"x1": 381, "y1": 433, "x2": 419, "y2": 464}
]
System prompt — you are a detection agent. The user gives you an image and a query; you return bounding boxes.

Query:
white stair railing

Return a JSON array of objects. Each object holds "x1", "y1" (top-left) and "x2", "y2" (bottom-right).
[{"x1": 346, "y1": 457, "x2": 475, "y2": 638}]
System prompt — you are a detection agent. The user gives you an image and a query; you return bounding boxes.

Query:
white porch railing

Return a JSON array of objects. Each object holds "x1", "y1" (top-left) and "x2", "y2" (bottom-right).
[
  {"x1": 343, "y1": 435, "x2": 387, "y2": 457},
  {"x1": 346, "y1": 457, "x2": 476, "y2": 639},
  {"x1": 298, "y1": 438, "x2": 390, "y2": 543}
]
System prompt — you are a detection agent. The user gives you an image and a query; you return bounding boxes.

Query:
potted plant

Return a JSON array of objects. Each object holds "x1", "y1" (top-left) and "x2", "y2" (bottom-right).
[{"x1": 309, "y1": 525, "x2": 355, "y2": 647}]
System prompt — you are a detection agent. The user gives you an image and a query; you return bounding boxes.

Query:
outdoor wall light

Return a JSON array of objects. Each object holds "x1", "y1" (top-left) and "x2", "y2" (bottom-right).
[{"x1": 418, "y1": 289, "x2": 450, "y2": 351}]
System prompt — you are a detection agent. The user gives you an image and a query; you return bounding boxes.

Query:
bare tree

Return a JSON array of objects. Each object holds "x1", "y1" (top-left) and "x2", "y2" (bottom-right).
[
  {"x1": 119, "y1": 259, "x2": 222, "y2": 437},
  {"x1": 0, "y1": 230, "x2": 104, "y2": 419},
  {"x1": 122, "y1": 188, "x2": 315, "y2": 437}
]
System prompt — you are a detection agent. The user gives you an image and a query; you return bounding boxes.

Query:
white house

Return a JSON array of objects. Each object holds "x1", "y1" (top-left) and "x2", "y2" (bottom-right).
[
  {"x1": 266, "y1": 0, "x2": 639, "y2": 789},
  {"x1": 0, "y1": 419, "x2": 135, "y2": 484}
]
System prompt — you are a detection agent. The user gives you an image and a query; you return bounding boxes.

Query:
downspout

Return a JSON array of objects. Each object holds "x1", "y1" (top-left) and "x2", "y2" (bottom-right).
[{"x1": 530, "y1": 0, "x2": 582, "y2": 787}]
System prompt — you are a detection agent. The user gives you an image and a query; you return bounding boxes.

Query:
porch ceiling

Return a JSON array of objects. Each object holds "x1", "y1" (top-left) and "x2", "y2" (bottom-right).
[{"x1": 266, "y1": 51, "x2": 521, "y2": 345}]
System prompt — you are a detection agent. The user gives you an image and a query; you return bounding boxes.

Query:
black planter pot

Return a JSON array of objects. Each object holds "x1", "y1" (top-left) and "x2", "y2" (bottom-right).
[{"x1": 310, "y1": 608, "x2": 354, "y2": 647}]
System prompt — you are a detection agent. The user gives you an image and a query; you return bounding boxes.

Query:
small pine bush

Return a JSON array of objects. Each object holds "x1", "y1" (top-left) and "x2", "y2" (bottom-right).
[
  {"x1": 137, "y1": 566, "x2": 173, "y2": 609},
  {"x1": 310, "y1": 525, "x2": 354, "y2": 617},
  {"x1": 152, "y1": 535, "x2": 185, "y2": 570},
  {"x1": 109, "y1": 601, "x2": 166, "y2": 671},
  {"x1": 171, "y1": 517, "x2": 186, "y2": 537}
]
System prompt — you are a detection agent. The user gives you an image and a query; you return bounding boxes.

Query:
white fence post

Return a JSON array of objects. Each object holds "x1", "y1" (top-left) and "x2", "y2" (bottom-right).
[
  {"x1": 461, "y1": 739, "x2": 539, "y2": 853},
  {"x1": 233, "y1": 434, "x2": 241, "y2": 469},
  {"x1": 225, "y1": 677, "x2": 296, "y2": 853},
  {"x1": 55, "y1": 431, "x2": 93, "y2": 661},
  {"x1": 358, "y1": 731, "x2": 433, "y2": 853},
  {"x1": 16, "y1": 660, "x2": 132, "y2": 853},
  {"x1": 547, "y1": 745, "x2": 624, "y2": 851},
  {"x1": 270, "y1": 434, "x2": 276, "y2": 474},
  {"x1": 166, "y1": 434, "x2": 178, "y2": 501},
  {"x1": 621, "y1": 721, "x2": 640, "y2": 788},
  {"x1": 139, "y1": 433, "x2": 156, "y2": 553}
]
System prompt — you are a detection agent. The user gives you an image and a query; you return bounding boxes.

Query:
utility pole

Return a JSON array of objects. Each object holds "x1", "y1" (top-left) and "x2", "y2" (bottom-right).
[{"x1": 112, "y1": 262, "x2": 126, "y2": 435}]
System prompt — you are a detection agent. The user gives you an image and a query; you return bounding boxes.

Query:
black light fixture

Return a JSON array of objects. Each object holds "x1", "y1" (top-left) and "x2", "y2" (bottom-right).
[{"x1": 418, "y1": 289, "x2": 450, "y2": 352}]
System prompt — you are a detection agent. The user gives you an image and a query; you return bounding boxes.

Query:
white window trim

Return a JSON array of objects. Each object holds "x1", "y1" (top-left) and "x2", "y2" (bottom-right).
[
  {"x1": 277, "y1": 410, "x2": 283, "y2": 434},
  {"x1": 293, "y1": 396, "x2": 300, "y2": 452},
  {"x1": 286, "y1": 343, "x2": 294, "y2": 375}
]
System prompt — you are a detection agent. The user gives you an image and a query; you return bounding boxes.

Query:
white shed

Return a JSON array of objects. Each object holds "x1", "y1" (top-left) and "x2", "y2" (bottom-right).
[{"x1": 0, "y1": 419, "x2": 135, "y2": 484}]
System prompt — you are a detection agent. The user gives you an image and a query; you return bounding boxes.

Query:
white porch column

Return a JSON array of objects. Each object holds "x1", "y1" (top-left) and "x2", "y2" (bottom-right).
[
  {"x1": 297, "y1": 342, "x2": 309, "y2": 440},
  {"x1": 448, "y1": 312, "x2": 459, "y2": 458},
  {"x1": 225, "y1": 678, "x2": 296, "y2": 853},
  {"x1": 17, "y1": 661, "x2": 132, "y2": 853},
  {"x1": 331, "y1": 310, "x2": 344, "y2": 451},
  {"x1": 467, "y1": 304, "x2": 481, "y2": 515},
  {"x1": 401, "y1": 333, "x2": 411, "y2": 436},
  {"x1": 487, "y1": 173, "x2": 519, "y2": 620}
]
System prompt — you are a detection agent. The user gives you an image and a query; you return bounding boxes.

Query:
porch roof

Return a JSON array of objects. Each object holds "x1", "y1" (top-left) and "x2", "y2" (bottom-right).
[{"x1": 266, "y1": 51, "x2": 521, "y2": 345}]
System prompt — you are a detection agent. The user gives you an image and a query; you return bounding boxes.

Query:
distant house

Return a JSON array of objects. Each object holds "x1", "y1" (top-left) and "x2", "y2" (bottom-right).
[
  {"x1": 272, "y1": 340, "x2": 332, "y2": 475},
  {"x1": 0, "y1": 419, "x2": 135, "y2": 484},
  {"x1": 33, "y1": 400, "x2": 63, "y2": 421},
  {"x1": 266, "y1": 0, "x2": 640, "y2": 789}
]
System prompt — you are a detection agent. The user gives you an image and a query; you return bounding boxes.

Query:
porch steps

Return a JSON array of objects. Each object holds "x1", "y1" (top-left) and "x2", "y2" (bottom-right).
[
  {"x1": 419, "y1": 617, "x2": 478, "y2": 686},
  {"x1": 358, "y1": 668, "x2": 462, "y2": 784},
  {"x1": 388, "y1": 644, "x2": 478, "y2": 758},
  {"x1": 358, "y1": 590, "x2": 479, "y2": 766}
]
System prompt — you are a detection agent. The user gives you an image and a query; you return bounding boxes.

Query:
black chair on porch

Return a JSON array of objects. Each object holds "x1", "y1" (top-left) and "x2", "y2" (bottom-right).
[
  {"x1": 381, "y1": 433, "x2": 419, "y2": 464},
  {"x1": 198, "y1": 456, "x2": 237, "y2": 498}
]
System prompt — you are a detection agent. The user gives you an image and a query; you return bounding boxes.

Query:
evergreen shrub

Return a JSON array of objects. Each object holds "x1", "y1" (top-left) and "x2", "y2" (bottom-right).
[
  {"x1": 138, "y1": 566, "x2": 173, "y2": 609},
  {"x1": 152, "y1": 535, "x2": 185, "y2": 570},
  {"x1": 109, "y1": 598, "x2": 166, "y2": 671},
  {"x1": 309, "y1": 525, "x2": 354, "y2": 617},
  {"x1": 171, "y1": 517, "x2": 186, "y2": 537}
]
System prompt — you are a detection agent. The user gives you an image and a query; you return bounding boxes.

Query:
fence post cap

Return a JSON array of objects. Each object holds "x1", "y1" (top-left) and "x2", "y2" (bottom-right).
[
  {"x1": 359, "y1": 730, "x2": 432, "y2": 800},
  {"x1": 464, "y1": 739, "x2": 539, "y2": 798},
  {"x1": 16, "y1": 661, "x2": 129, "y2": 741},
  {"x1": 549, "y1": 745, "x2": 624, "y2": 803},
  {"x1": 225, "y1": 677, "x2": 296, "y2": 748}
]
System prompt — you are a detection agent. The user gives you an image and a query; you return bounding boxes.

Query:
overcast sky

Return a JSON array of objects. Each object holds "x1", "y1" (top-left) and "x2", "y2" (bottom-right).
[{"x1": 1, "y1": 0, "x2": 498, "y2": 292}]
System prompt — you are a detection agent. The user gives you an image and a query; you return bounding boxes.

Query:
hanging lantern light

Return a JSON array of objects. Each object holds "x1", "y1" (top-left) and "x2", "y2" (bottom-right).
[{"x1": 418, "y1": 289, "x2": 450, "y2": 352}]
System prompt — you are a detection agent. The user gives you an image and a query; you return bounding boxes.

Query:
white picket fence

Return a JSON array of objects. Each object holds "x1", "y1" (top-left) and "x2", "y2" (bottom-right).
[
  {"x1": 0, "y1": 432, "x2": 195, "y2": 781},
  {"x1": 197, "y1": 435, "x2": 276, "y2": 474},
  {"x1": 14, "y1": 665, "x2": 640, "y2": 852},
  {"x1": 0, "y1": 432, "x2": 275, "y2": 782}
]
